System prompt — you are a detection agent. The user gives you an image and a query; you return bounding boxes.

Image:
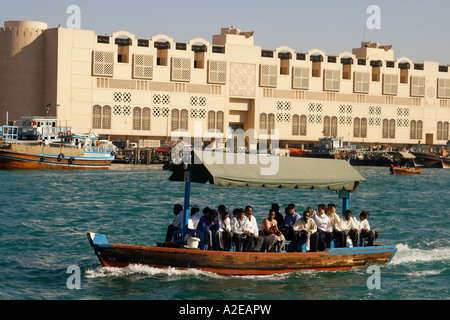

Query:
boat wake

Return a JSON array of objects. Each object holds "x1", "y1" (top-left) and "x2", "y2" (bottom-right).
[
  {"x1": 85, "y1": 264, "x2": 226, "y2": 279},
  {"x1": 391, "y1": 243, "x2": 450, "y2": 265},
  {"x1": 84, "y1": 264, "x2": 315, "y2": 280}
]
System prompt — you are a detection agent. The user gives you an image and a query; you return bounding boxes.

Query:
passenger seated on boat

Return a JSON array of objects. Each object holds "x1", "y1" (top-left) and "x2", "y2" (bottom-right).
[
  {"x1": 327, "y1": 203, "x2": 346, "y2": 248},
  {"x1": 231, "y1": 208, "x2": 262, "y2": 252},
  {"x1": 355, "y1": 211, "x2": 378, "y2": 246},
  {"x1": 340, "y1": 210, "x2": 359, "y2": 247},
  {"x1": 187, "y1": 204, "x2": 202, "y2": 229},
  {"x1": 261, "y1": 209, "x2": 286, "y2": 252},
  {"x1": 218, "y1": 206, "x2": 233, "y2": 251},
  {"x1": 244, "y1": 206, "x2": 264, "y2": 252},
  {"x1": 292, "y1": 210, "x2": 318, "y2": 252},
  {"x1": 271, "y1": 203, "x2": 284, "y2": 228},
  {"x1": 280, "y1": 203, "x2": 301, "y2": 241},
  {"x1": 196, "y1": 208, "x2": 221, "y2": 250},
  {"x1": 312, "y1": 204, "x2": 333, "y2": 251},
  {"x1": 165, "y1": 204, "x2": 183, "y2": 242}
]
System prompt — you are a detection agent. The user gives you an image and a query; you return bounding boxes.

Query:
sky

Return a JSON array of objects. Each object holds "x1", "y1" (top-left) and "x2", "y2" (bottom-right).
[{"x1": 1, "y1": 0, "x2": 449, "y2": 64}]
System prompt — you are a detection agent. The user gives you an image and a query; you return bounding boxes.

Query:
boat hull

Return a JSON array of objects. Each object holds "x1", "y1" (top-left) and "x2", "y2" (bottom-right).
[
  {"x1": 390, "y1": 164, "x2": 422, "y2": 175},
  {"x1": 411, "y1": 152, "x2": 442, "y2": 168},
  {"x1": 441, "y1": 157, "x2": 450, "y2": 168},
  {"x1": 0, "y1": 150, "x2": 112, "y2": 170},
  {"x1": 87, "y1": 233, "x2": 397, "y2": 276}
]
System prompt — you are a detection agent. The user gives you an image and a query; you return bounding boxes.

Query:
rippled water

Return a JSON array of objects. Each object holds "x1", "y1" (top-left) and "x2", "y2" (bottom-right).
[{"x1": 0, "y1": 164, "x2": 449, "y2": 300}]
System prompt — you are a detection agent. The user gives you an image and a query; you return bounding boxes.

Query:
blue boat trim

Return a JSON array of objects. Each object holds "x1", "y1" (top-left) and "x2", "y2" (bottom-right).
[{"x1": 88, "y1": 233, "x2": 113, "y2": 248}]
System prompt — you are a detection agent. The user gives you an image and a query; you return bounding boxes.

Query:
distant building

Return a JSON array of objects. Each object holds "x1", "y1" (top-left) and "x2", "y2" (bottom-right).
[{"x1": 0, "y1": 21, "x2": 449, "y2": 148}]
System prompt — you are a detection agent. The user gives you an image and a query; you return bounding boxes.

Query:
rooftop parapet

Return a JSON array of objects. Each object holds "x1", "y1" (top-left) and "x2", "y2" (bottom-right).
[{"x1": 213, "y1": 26, "x2": 254, "y2": 46}]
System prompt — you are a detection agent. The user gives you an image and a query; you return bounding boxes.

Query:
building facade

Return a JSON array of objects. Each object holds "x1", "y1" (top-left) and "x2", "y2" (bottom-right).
[{"x1": 1, "y1": 21, "x2": 449, "y2": 148}]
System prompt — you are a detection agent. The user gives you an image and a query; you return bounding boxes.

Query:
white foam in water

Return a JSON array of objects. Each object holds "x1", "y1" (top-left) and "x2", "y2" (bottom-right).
[
  {"x1": 391, "y1": 243, "x2": 450, "y2": 265},
  {"x1": 84, "y1": 264, "x2": 314, "y2": 280},
  {"x1": 85, "y1": 264, "x2": 224, "y2": 279}
]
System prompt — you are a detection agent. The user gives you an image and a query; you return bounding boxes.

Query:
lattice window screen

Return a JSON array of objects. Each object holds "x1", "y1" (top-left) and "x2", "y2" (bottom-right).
[
  {"x1": 438, "y1": 78, "x2": 450, "y2": 99},
  {"x1": 383, "y1": 74, "x2": 398, "y2": 95},
  {"x1": 354, "y1": 72, "x2": 370, "y2": 94},
  {"x1": 208, "y1": 61, "x2": 227, "y2": 84},
  {"x1": 142, "y1": 107, "x2": 151, "y2": 131},
  {"x1": 324, "y1": 69, "x2": 340, "y2": 91},
  {"x1": 133, "y1": 54, "x2": 153, "y2": 80},
  {"x1": 292, "y1": 67, "x2": 310, "y2": 89},
  {"x1": 93, "y1": 51, "x2": 114, "y2": 77},
  {"x1": 172, "y1": 57, "x2": 191, "y2": 82},
  {"x1": 260, "y1": 65, "x2": 277, "y2": 87},
  {"x1": 410, "y1": 76, "x2": 425, "y2": 97}
]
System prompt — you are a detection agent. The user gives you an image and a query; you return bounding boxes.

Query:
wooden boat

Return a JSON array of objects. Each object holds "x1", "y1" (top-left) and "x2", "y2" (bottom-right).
[
  {"x1": 288, "y1": 148, "x2": 311, "y2": 157},
  {"x1": 87, "y1": 150, "x2": 397, "y2": 276},
  {"x1": 441, "y1": 156, "x2": 450, "y2": 168},
  {"x1": 411, "y1": 152, "x2": 442, "y2": 168},
  {"x1": 0, "y1": 131, "x2": 115, "y2": 170},
  {"x1": 87, "y1": 233, "x2": 396, "y2": 276},
  {"x1": 390, "y1": 164, "x2": 422, "y2": 175}
]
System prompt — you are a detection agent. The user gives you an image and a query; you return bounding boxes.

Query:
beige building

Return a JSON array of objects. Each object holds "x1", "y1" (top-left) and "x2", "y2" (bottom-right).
[{"x1": 1, "y1": 21, "x2": 449, "y2": 148}]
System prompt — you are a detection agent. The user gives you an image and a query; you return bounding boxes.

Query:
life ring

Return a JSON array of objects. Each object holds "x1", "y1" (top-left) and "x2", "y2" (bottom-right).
[
  {"x1": 57, "y1": 153, "x2": 64, "y2": 161},
  {"x1": 67, "y1": 130, "x2": 72, "y2": 137},
  {"x1": 40, "y1": 156, "x2": 45, "y2": 162},
  {"x1": 110, "y1": 150, "x2": 116, "y2": 156},
  {"x1": 68, "y1": 157, "x2": 75, "y2": 164}
]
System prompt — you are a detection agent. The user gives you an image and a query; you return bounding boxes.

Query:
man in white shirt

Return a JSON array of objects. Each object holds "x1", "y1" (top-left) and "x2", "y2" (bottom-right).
[
  {"x1": 327, "y1": 203, "x2": 346, "y2": 248},
  {"x1": 355, "y1": 211, "x2": 377, "y2": 246},
  {"x1": 188, "y1": 204, "x2": 203, "y2": 230},
  {"x1": 244, "y1": 206, "x2": 264, "y2": 252},
  {"x1": 165, "y1": 204, "x2": 183, "y2": 242},
  {"x1": 341, "y1": 209, "x2": 359, "y2": 247},
  {"x1": 293, "y1": 210, "x2": 318, "y2": 252},
  {"x1": 312, "y1": 203, "x2": 333, "y2": 251},
  {"x1": 231, "y1": 208, "x2": 250, "y2": 251},
  {"x1": 218, "y1": 206, "x2": 233, "y2": 251}
]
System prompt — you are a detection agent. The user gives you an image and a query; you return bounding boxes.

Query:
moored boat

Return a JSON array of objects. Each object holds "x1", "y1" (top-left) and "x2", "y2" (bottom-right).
[
  {"x1": 0, "y1": 130, "x2": 115, "y2": 170},
  {"x1": 441, "y1": 156, "x2": 450, "y2": 168},
  {"x1": 411, "y1": 152, "x2": 442, "y2": 168},
  {"x1": 88, "y1": 150, "x2": 397, "y2": 276}
]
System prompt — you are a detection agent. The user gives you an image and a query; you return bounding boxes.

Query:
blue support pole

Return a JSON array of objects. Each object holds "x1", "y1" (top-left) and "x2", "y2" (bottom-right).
[
  {"x1": 182, "y1": 164, "x2": 192, "y2": 232},
  {"x1": 338, "y1": 190, "x2": 350, "y2": 215}
]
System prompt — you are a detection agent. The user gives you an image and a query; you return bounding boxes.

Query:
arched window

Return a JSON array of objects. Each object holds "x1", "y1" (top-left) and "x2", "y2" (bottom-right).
[
  {"x1": 300, "y1": 115, "x2": 307, "y2": 136},
  {"x1": 260, "y1": 113, "x2": 267, "y2": 131},
  {"x1": 437, "y1": 121, "x2": 443, "y2": 140},
  {"x1": 382, "y1": 119, "x2": 389, "y2": 138},
  {"x1": 331, "y1": 116, "x2": 338, "y2": 137},
  {"x1": 216, "y1": 111, "x2": 224, "y2": 133},
  {"x1": 93, "y1": 105, "x2": 102, "y2": 129},
  {"x1": 323, "y1": 116, "x2": 330, "y2": 136},
  {"x1": 361, "y1": 117, "x2": 367, "y2": 138},
  {"x1": 444, "y1": 121, "x2": 449, "y2": 140},
  {"x1": 103, "y1": 105, "x2": 111, "y2": 129},
  {"x1": 389, "y1": 119, "x2": 396, "y2": 139},
  {"x1": 292, "y1": 114, "x2": 299, "y2": 135},
  {"x1": 268, "y1": 113, "x2": 275, "y2": 135},
  {"x1": 353, "y1": 117, "x2": 360, "y2": 138},
  {"x1": 171, "y1": 109, "x2": 179, "y2": 131},
  {"x1": 208, "y1": 111, "x2": 216, "y2": 130},
  {"x1": 410, "y1": 120, "x2": 416, "y2": 139},
  {"x1": 133, "y1": 107, "x2": 141, "y2": 130},
  {"x1": 416, "y1": 120, "x2": 423, "y2": 140},
  {"x1": 180, "y1": 109, "x2": 189, "y2": 130},
  {"x1": 142, "y1": 107, "x2": 151, "y2": 131}
]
